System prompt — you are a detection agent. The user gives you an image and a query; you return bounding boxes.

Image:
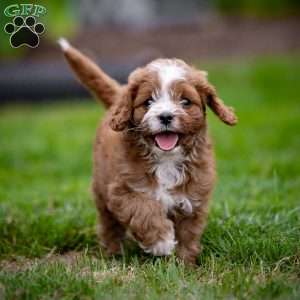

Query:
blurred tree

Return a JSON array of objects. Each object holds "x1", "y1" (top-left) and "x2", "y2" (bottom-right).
[
  {"x1": 214, "y1": 0, "x2": 300, "y2": 16},
  {"x1": 1, "y1": 0, "x2": 299, "y2": 60},
  {"x1": 78, "y1": 0, "x2": 156, "y2": 27}
]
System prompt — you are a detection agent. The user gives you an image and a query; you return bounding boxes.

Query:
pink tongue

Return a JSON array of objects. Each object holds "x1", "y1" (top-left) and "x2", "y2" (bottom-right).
[{"x1": 155, "y1": 133, "x2": 179, "y2": 151}]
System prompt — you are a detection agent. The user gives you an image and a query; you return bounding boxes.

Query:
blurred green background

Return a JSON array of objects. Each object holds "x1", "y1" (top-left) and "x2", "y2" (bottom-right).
[{"x1": 1, "y1": 0, "x2": 300, "y2": 58}]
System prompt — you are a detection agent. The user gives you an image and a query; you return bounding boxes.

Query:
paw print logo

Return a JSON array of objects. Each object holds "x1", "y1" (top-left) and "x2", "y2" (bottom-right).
[{"x1": 4, "y1": 16, "x2": 45, "y2": 48}]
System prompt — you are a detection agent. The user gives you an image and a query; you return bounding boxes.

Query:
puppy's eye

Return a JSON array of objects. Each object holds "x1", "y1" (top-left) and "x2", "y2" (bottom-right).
[
  {"x1": 144, "y1": 97, "x2": 154, "y2": 108},
  {"x1": 180, "y1": 98, "x2": 192, "y2": 108}
]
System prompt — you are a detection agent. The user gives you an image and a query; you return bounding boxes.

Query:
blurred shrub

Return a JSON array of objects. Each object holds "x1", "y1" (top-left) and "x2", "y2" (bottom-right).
[
  {"x1": 214, "y1": 0, "x2": 300, "y2": 16},
  {"x1": 0, "y1": 0, "x2": 76, "y2": 59}
]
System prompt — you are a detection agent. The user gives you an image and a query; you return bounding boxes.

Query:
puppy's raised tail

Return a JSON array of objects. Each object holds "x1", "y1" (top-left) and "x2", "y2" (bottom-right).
[{"x1": 58, "y1": 38, "x2": 121, "y2": 108}]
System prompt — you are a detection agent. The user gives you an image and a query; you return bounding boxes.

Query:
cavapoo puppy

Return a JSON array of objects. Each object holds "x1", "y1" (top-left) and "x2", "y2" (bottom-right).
[{"x1": 59, "y1": 38, "x2": 237, "y2": 264}]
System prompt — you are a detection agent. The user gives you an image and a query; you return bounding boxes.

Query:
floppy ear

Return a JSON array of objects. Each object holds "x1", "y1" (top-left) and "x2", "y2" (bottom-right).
[
  {"x1": 194, "y1": 71, "x2": 238, "y2": 126},
  {"x1": 109, "y1": 68, "x2": 145, "y2": 131},
  {"x1": 204, "y1": 84, "x2": 237, "y2": 126},
  {"x1": 109, "y1": 88, "x2": 133, "y2": 131}
]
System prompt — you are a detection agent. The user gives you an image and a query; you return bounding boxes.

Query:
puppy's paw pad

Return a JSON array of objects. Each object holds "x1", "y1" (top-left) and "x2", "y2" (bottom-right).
[{"x1": 143, "y1": 231, "x2": 177, "y2": 256}]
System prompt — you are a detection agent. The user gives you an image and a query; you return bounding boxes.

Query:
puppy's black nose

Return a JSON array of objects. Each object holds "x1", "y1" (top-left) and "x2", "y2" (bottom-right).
[{"x1": 158, "y1": 113, "x2": 173, "y2": 126}]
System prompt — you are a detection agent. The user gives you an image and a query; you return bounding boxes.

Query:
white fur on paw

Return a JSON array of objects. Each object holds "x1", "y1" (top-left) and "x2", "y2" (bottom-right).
[
  {"x1": 142, "y1": 230, "x2": 177, "y2": 256},
  {"x1": 177, "y1": 197, "x2": 193, "y2": 215}
]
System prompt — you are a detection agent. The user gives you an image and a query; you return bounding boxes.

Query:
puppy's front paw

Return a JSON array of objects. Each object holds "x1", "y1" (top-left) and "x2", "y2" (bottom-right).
[{"x1": 142, "y1": 230, "x2": 177, "y2": 256}]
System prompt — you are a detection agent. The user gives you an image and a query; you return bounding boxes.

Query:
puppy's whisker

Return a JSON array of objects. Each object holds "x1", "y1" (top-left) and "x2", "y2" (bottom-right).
[{"x1": 125, "y1": 126, "x2": 146, "y2": 133}]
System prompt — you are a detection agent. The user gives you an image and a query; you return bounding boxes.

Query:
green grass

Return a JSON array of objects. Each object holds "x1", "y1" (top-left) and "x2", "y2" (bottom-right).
[{"x1": 0, "y1": 55, "x2": 300, "y2": 299}]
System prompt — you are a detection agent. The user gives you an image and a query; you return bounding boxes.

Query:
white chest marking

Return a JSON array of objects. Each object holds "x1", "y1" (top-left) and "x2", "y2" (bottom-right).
[
  {"x1": 152, "y1": 150, "x2": 191, "y2": 212},
  {"x1": 129, "y1": 152, "x2": 193, "y2": 214},
  {"x1": 155, "y1": 159, "x2": 182, "y2": 210}
]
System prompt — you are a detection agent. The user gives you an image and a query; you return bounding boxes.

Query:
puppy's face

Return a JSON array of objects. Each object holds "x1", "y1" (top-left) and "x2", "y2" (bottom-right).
[{"x1": 110, "y1": 59, "x2": 237, "y2": 153}]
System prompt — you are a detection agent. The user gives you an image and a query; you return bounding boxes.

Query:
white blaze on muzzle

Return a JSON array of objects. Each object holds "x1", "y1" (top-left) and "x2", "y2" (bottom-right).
[{"x1": 142, "y1": 60, "x2": 187, "y2": 132}]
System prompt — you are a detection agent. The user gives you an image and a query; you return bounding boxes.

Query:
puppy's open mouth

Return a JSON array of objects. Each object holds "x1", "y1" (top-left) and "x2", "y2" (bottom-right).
[{"x1": 154, "y1": 132, "x2": 179, "y2": 151}]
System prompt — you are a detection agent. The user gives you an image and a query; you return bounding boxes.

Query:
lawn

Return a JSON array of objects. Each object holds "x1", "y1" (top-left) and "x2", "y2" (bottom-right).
[{"x1": 0, "y1": 55, "x2": 299, "y2": 300}]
